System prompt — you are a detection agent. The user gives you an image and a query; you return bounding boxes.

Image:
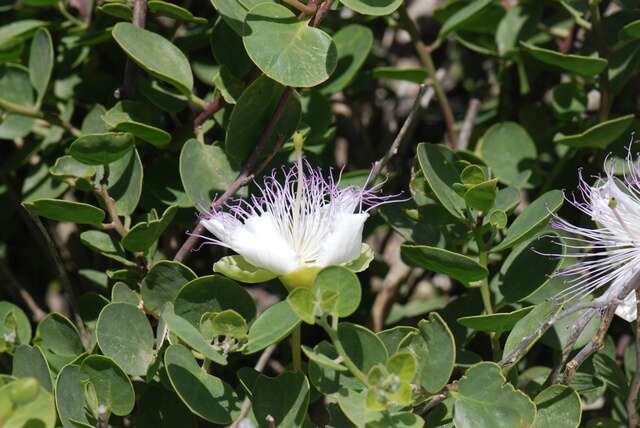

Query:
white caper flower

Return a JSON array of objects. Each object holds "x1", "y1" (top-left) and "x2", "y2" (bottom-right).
[
  {"x1": 197, "y1": 158, "x2": 397, "y2": 289},
  {"x1": 551, "y1": 151, "x2": 640, "y2": 321}
]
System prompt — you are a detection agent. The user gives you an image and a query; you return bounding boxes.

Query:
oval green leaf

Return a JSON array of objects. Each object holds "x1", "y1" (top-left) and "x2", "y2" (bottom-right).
[
  {"x1": 164, "y1": 344, "x2": 240, "y2": 424},
  {"x1": 243, "y1": 3, "x2": 336, "y2": 87},
  {"x1": 417, "y1": 143, "x2": 466, "y2": 219},
  {"x1": 554, "y1": 114, "x2": 634, "y2": 149},
  {"x1": 319, "y1": 24, "x2": 373, "y2": 95},
  {"x1": 96, "y1": 303, "x2": 155, "y2": 376},
  {"x1": 140, "y1": 260, "x2": 196, "y2": 316},
  {"x1": 405, "y1": 313, "x2": 455, "y2": 394},
  {"x1": 521, "y1": 41, "x2": 607, "y2": 78},
  {"x1": 80, "y1": 355, "x2": 135, "y2": 416},
  {"x1": 340, "y1": 0, "x2": 402, "y2": 16},
  {"x1": 401, "y1": 244, "x2": 488, "y2": 284},
  {"x1": 492, "y1": 189, "x2": 564, "y2": 252},
  {"x1": 112, "y1": 22, "x2": 193, "y2": 94},
  {"x1": 477, "y1": 122, "x2": 537, "y2": 188},
  {"x1": 245, "y1": 301, "x2": 300, "y2": 354},
  {"x1": 69, "y1": 132, "x2": 134, "y2": 165},
  {"x1": 23, "y1": 198, "x2": 105, "y2": 225},
  {"x1": 452, "y1": 362, "x2": 536, "y2": 428}
]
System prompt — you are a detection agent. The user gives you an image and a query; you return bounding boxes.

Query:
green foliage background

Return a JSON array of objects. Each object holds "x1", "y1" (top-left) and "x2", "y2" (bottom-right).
[{"x1": 0, "y1": 0, "x2": 639, "y2": 427}]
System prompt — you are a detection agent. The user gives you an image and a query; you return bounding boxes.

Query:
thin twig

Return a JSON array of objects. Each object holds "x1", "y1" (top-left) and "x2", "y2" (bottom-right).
[
  {"x1": 545, "y1": 306, "x2": 599, "y2": 386},
  {"x1": 562, "y1": 304, "x2": 616, "y2": 384},
  {"x1": 399, "y1": 5, "x2": 457, "y2": 148},
  {"x1": 0, "y1": 259, "x2": 46, "y2": 321},
  {"x1": 458, "y1": 98, "x2": 481, "y2": 150},
  {"x1": 121, "y1": 0, "x2": 148, "y2": 98},
  {"x1": 97, "y1": 166, "x2": 127, "y2": 237},
  {"x1": 559, "y1": 270, "x2": 640, "y2": 384},
  {"x1": 369, "y1": 85, "x2": 427, "y2": 181},
  {"x1": 228, "y1": 345, "x2": 278, "y2": 428},
  {"x1": 174, "y1": 90, "x2": 293, "y2": 262},
  {"x1": 282, "y1": 0, "x2": 317, "y2": 15},
  {"x1": 627, "y1": 289, "x2": 640, "y2": 428},
  {"x1": 193, "y1": 98, "x2": 226, "y2": 132}
]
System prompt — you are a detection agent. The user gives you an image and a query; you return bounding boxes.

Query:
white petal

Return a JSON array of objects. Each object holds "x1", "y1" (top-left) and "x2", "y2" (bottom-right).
[
  {"x1": 315, "y1": 213, "x2": 368, "y2": 267},
  {"x1": 615, "y1": 291, "x2": 638, "y2": 322},
  {"x1": 230, "y1": 213, "x2": 301, "y2": 275}
]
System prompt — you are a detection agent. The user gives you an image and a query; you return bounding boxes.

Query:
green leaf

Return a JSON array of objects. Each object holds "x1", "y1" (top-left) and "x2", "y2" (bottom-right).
[
  {"x1": 532, "y1": 385, "x2": 582, "y2": 428},
  {"x1": 162, "y1": 304, "x2": 226, "y2": 365},
  {"x1": 28, "y1": 28, "x2": 53, "y2": 107},
  {"x1": 95, "y1": 148, "x2": 143, "y2": 216},
  {"x1": 50, "y1": 155, "x2": 96, "y2": 179},
  {"x1": 464, "y1": 179, "x2": 497, "y2": 211},
  {"x1": 457, "y1": 306, "x2": 533, "y2": 333},
  {"x1": 0, "y1": 379, "x2": 56, "y2": 428},
  {"x1": 492, "y1": 189, "x2": 564, "y2": 252},
  {"x1": 12, "y1": 345, "x2": 52, "y2": 391},
  {"x1": 55, "y1": 364, "x2": 91, "y2": 428},
  {"x1": 502, "y1": 301, "x2": 561, "y2": 367},
  {"x1": 340, "y1": 0, "x2": 402, "y2": 16},
  {"x1": 0, "y1": 64, "x2": 34, "y2": 108},
  {"x1": 371, "y1": 67, "x2": 428, "y2": 83},
  {"x1": 23, "y1": 198, "x2": 104, "y2": 225},
  {"x1": 140, "y1": 260, "x2": 195, "y2": 316},
  {"x1": 314, "y1": 266, "x2": 361, "y2": 318},
  {"x1": 98, "y1": 2, "x2": 132, "y2": 19},
  {"x1": 554, "y1": 114, "x2": 634, "y2": 149},
  {"x1": 342, "y1": 244, "x2": 375, "y2": 273},
  {"x1": 225, "y1": 75, "x2": 301, "y2": 165},
  {"x1": 243, "y1": 3, "x2": 336, "y2": 87},
  {"x1": 112, "y1": 22, "x2": 193, "y2": 94},
  {"x1": 405, "y1": 313, "x2": 455, "y2": 394},
  {"x1": 451, "y1": 362, "x2": 536, "y2": 428},
  {"x1": 253, "y1": 371, "x2": 310, "y2": 427},
  {"x1": 137, "y1": 78, "x2": 189, "y2": 113},
  {"x1": 121, "y1": 205, "x2": 177, "y2": 252},
  {"x1": 147, "y1": 0, "x2": 208, "y2": 24},
  {"x1": 179, "y1": 138, "x2": 241, "y2": 207},
  {"x1": 209, "y1": 0, "x2": 264, "y2": 35},
  {"x1": 80, "y1": 230, "x2": 129, "y2": 264},
  {"x1": 174, "y1": 275, "x2": 256, "y2": 326},
  {"x1": 401, "y1": 244, "x2": 488, "y2": 284},
  {"x1": 496, "y1": 234, "x2": 563, "y2": 303},
  {"x1": 439, "y1": 0, "x2": 494, "y2": 38},
  {"x1": 287, "y1": 288, "x2": 316, "y2": 324},
  {"x1": 202, "y1": 310, "x2": 248, "y2": 339},
  {"x1": 96, "y1": 303, "x2": 155, "y2": 376},
  {"x1": 0, "y1": 20, "x2": 45, "y2": 48},
  {"x1": 417, "y1": 143, "x2": 466, "y2": 219},
  {"x1": 521, "y1": 41, "x2": 608, "y2": 77},
  {"x1": 320, "y1": 24, "x2": 373, "y2": 95},
  {"x1": 245, "y1": 301, "x2": 300, "y2": 354},
  {"x1": 213, "y1": 255, "x2": 278, "y2": 283},
  {"x1": 69, "y1": 133, "x2": 135, "y2": 165},
  {"x1": 338, "y1": 322, "x2": 388, "y2": 374},
  {"x1": 102, "y1": 100, "x2": 171, "y2": 147},
  {"x1": 80, "y1": 355, "x2": 135, "y2": 416},
  {"x1": 301, "y1": 345, "x2": 347, "y2": 371},
  {"x1": 477, "y1": 122, "x2": 537, "y2": 188},
  {"x1": 34, "y1": 313, "x2": 84, "y2": 364},
  {"x1": 495, "y1": 3, "x2": 540, "y2": 57},
  {"x1": 164, "y1": 344, "x2": 240, "y2": 424},
  {"x1": 378, "y1": 326, "x2": 417, "y2": 355},
  {"x1": 111, "y1": 282, "x2": 140, "y2": 305},
  {"x1": 620, "y1": 20, "x2": 640, "y2": 40},
  {"x1": 0, "y1": 302, "x2": 32, "y2": 347}
]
